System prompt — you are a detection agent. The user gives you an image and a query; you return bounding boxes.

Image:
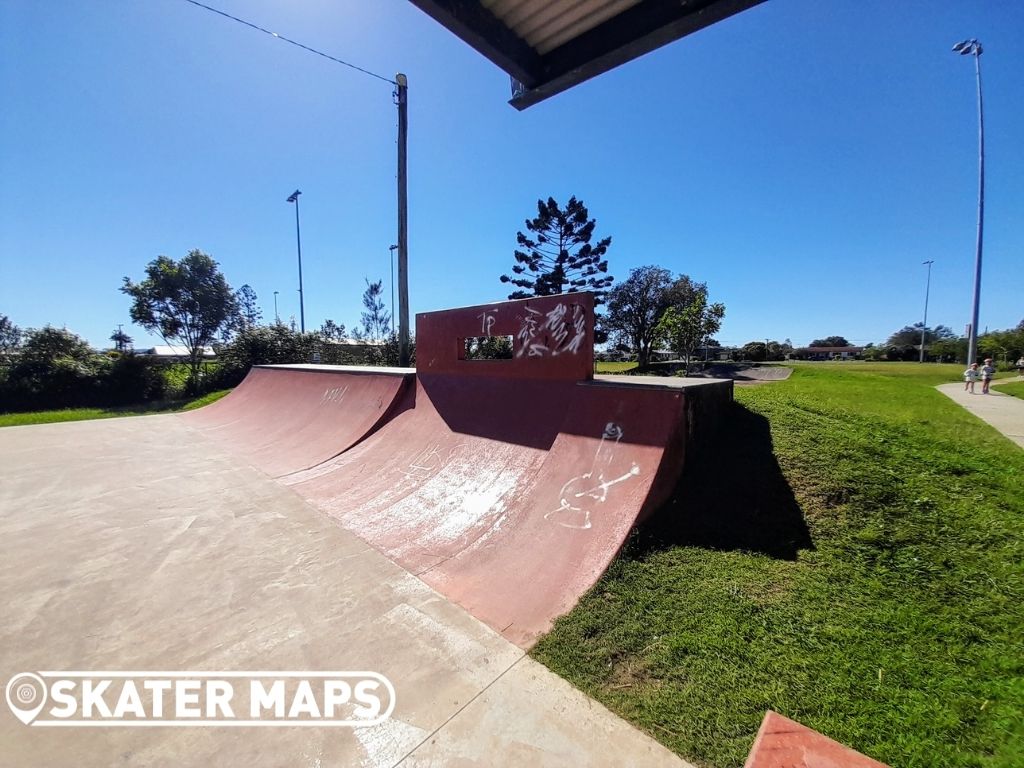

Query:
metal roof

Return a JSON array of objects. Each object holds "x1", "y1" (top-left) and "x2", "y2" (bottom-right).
[{"x1": 408, "y1": 0, "x2": 765, "y2": 109}]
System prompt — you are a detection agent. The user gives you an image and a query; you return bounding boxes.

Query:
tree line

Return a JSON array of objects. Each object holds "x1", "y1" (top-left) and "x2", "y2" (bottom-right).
[{"x1": 2, "y1": 193, "x2": 729, "y2": 412}]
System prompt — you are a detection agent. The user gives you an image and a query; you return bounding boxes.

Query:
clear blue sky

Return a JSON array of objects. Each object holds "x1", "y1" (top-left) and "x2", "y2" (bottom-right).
[{"x1": 1, "y1": 0, "x2": 1021, "y2": 349}]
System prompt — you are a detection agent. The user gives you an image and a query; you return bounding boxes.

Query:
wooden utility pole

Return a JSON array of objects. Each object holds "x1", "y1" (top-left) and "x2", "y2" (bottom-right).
[{"x1": 396, "y1": 73, "x2": 410, "y2": 367}]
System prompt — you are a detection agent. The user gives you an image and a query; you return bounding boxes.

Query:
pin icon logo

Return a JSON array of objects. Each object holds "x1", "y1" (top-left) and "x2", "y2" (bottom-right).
[{"x1": 6, "y1": 673, "x2": 47, "y2": 725}]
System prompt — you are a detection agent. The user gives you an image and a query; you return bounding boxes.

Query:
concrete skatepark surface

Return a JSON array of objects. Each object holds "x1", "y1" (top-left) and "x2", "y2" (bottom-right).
[{"x1": 0, "y1": 414, "x2": 690, "y2": 767}]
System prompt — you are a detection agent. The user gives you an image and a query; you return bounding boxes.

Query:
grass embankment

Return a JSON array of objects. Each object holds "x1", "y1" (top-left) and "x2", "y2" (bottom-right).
[
  {"x1": 0, "y1": 390, "x2": 231, "y2": 428},
  {"x1": 533, "y1": 363, "x2": 1023, "y2": 767}
]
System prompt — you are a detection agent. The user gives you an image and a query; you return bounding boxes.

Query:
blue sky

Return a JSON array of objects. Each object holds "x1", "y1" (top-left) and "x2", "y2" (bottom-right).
[{"x1": 1, "y1": 0, "x2": 1021, "y2": 350}]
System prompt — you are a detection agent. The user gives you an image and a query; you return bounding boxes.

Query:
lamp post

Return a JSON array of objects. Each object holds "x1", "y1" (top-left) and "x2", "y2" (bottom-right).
[
  {"x1": 273, "y1": 291, "x2": 279, "y2": 324},
  {"x1": 952, "y1": 39, "x2": 984, "y2": 365},
  {"x1": 388, "y1": 244, "x2": 397, "y2": 334},
  {"x1": 920, "y1": 260, "x2": 934, "y2": 362},
  {"x1": 286, "y1": 189, "x2": 305, "y2": 333}
]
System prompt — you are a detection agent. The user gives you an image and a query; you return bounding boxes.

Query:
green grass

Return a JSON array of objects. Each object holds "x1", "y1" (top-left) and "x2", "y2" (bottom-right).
[
  {"x1": 994, "y1": 380, "x2": 1024, "y2": 400},
  {"x1": 532, "y1": 363, "x2": 1024, "y2": 767},
  {"x1": 0, "y1": 390, "x2": 231, "y2": 428},
  {"x1": 596, "y1": 361, "x2": 639, "y2": 373}
]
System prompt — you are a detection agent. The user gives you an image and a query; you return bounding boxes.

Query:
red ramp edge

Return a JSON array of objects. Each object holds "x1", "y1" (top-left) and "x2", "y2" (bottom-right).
[
  {"x1": 182, "y1": 364, "x2": 414, "y2": 478},
  {"x1": 745, "y1": 711, "x2": 889, "y2": 768},
  {"x1": 280, "y1": 294, "x2": 732, "y2": 647}
]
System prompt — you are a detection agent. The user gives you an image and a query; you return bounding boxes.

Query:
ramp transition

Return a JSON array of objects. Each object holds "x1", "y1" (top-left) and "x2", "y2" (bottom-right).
[
  {"x1": 273, "y1": 294, "x2": 731, "y2": 647},
  {"x1": 184, "y1": 364, "x2": 413, "y2": 477}
]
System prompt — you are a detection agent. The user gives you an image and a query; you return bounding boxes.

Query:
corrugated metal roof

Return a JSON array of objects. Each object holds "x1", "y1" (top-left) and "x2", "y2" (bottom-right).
[
  {"x1": 408, "y1": 0, "x2": 764, "y2": 108},
  {"x1": 481, "y1": 0, "x2": 642, "y2": 55}
]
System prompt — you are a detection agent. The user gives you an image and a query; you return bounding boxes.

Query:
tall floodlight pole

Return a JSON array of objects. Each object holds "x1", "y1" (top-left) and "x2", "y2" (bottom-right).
[
  {"x1": 395, "y1": 74, "x2": 410, "y2": 367},
  {"x1": 389, "y1": 244, "x2": 398, "y2": 334},
  {"x1": 286, "y1": 189, "x2": 305, "y2": 333},
  {"x1": 920, "y1": 260, "x2": 934, "y2": 362},
  {"x1": 273, "y1": 290, "x2": 280, "y2": 324},
  {"x1": 952, "y1": 39, "x2": 984, "y2": 365}
]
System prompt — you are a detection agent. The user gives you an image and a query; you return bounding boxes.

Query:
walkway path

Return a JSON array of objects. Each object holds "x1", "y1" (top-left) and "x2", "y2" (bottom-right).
[
  {"x1": 936, "y1": 382, "x2": 1024, "y2": 448},
  {"x1": 0, "y1": 416, "x2": 689, "y2": 767}
]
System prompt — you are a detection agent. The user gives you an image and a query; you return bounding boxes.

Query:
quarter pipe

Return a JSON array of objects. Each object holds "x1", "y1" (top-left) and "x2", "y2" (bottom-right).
[{"x1": 187, "y1": 294, "x2": 731, "y2": 646}]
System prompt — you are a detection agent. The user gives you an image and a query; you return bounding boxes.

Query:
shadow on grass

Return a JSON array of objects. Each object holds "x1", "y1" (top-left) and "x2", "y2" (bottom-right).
[{"x1": 634, "y1": 400, "x2": 812, "y2": 560}]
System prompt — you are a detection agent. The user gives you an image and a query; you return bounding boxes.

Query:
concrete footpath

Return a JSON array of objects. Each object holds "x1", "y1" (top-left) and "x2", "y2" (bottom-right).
[
  {"x1": 936, "y1": 381, "x2": 1024, "y2": 448},
  {"x1": 0, "y1": 416, "x2": 689, "y2": 767}
]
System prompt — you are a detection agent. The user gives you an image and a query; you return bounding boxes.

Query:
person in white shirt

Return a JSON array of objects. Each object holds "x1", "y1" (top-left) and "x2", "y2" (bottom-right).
[
  {"x1": 963, "y1": 363, "x2": 980, "y2": 393},
  {"x1": 980, "y1": 358, "x2": 996, "y2": 394}
]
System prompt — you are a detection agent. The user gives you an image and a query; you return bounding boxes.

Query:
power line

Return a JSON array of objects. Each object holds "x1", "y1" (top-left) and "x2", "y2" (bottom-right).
[{"x1": 181, "y1": 0, "x2": 396, "y2": 86}]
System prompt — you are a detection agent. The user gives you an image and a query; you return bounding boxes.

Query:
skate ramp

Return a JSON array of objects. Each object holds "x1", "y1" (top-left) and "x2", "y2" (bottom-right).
[
  {"x1": 184, "y1": 364, "x2": 414, "y2": 477},
  {"x1": 281, "y1": 294, "x2": 732, "y2": 647}
]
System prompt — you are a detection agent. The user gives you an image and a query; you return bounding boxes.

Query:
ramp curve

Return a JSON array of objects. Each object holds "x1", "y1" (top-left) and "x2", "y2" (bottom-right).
[
  {"x1": 184, "y1": 364, "x2": 413, "y2": 477},
  {"x1": 279, "y1": 295, "x2": 731, "y2": 646}
]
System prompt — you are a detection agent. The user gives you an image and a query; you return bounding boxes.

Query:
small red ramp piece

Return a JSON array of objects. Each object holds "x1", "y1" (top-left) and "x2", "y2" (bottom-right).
[
  {"x1": 744, "y1": 711, "x2": 889, "y2": 768},
  {"x1": 183, "y1": 364, "x2": 413, "y2": 477},
  {"x1": 281, "y1": 294, "x2": 732, "y2": 646}
]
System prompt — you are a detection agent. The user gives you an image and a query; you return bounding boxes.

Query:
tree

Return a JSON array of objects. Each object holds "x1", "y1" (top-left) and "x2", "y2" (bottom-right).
[
  {"x1": 121, "y1": 250, "x2": 238, "y2": 393},
  {"x1": 929, "y1": 337, "x2": 966, "y2": 363},
  {"x1": 235, "y1": 284, "x2": 262, "y2": 330},
  {"x1": 214, "y1": 323, "x2": 321, "y2": 388},
  {"x1": 500, "y1": 196, "x2": 613, "y2": 304},
  {"x1": 320, "y1": 319, "x2": 347, "y2": 340},
  {"x1": 809, "y1": 335, "x2": 851, "y2": 347},
  {"x1": 656, "y1": 284, "x2": 725, "y2": 373},
  {"x1": 109, "y1": 328, "x2": 133, "y2": 352},
  {"x1": 604, "y1": 266, "x2": 675, "y2": 367},
  {"x1": 886, "y1": 324, "x2": 954, "y2": 348},
  {"x1": 359, "y1": 279, "x2": 391, "y2": 341},
  {"x1": 3, "y1": 326, "x2": 105, "y2": 409},
  {"x1": 741, "y1": 341, "x2": 768, "y2": 362},
  {"x1": 0, "y1": 314, "x2": 21, "y2": 356},
  {"x1": 465, "y1": 335, "x2": 513, "y2": 360}
]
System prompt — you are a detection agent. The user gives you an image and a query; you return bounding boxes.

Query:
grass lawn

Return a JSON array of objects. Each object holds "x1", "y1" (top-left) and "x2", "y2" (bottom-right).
[
  {"x1": 533, "y1": 363, "x2": 1023, "y2": 767},
  {"x1": 0, "y1": 390, "x2": 231, "y2": 428},
  {"x1": 596, "y1": 361, "x2": 639, "y2": 373},
  {"x1": 994, "y1": 380, "x2": 1024, "y2": 400}
]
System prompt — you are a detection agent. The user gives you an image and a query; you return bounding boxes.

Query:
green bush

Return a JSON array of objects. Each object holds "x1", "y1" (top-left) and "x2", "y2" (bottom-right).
[{"x1": 104, "y1": 354, "x2": 167, "y2": 405}]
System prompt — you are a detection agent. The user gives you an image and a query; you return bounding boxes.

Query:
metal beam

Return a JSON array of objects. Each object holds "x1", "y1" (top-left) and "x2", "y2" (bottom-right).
[
  {"x1": 510, "y1": 0, "x2": 766, "y2": 109},
  {"x1": 406, "y1": 0, "x2": 543, "y2": 87}
]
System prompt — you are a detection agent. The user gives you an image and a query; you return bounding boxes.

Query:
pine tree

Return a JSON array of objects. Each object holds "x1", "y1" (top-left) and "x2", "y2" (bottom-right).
[{"x1": 500, "y1": 196, "x2": 613, "y2": 305}]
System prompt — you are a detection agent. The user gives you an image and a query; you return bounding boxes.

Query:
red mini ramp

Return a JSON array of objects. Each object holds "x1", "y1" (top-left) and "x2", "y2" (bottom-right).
[
  {"x1": 184, "y1": 364, "x2": 413, "y2": 477},
  {"x1": 745, "y1": 711, "x2": 889, "y2": 767},
  {"x1": 281, "y1": 294, "x2": 732, "y2": 647}
]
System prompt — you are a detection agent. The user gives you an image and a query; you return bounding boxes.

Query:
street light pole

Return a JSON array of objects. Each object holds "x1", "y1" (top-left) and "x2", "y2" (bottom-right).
[
  {"x1": 952, "y1": 39, "x2": 984, "y2": 365},
  {"x1": 286, "y1": 189, "x2": 305, "y2": 333},
  {"x1": 273, "y1": 291, "x2": 279, "y2": 324},
  {"x1": 920, "y1": 260, "x2": 934, "y2": 362},
  {"x1": 395, "y1": 73, "x2": 410, "y2": 367}
]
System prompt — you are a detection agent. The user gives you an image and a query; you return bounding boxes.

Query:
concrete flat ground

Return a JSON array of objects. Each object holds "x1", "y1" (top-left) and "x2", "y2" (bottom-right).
[
  {"x1": 0, "y1": 415, "x2": 688, "y2": 767},
  {"x1": 937, "y1": 382, "x2": 1024, "y2": 448}
]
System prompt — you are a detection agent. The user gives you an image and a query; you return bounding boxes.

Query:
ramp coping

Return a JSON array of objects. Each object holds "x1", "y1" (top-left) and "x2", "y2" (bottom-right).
[{"x1": 258, "y1": 364, "x2": 415, "y2": 376}]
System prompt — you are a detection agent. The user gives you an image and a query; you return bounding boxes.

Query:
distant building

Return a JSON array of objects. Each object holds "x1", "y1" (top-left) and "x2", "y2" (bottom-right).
[
  {"x1": 139, "y1": 345, "x2": 217, "y2": 360},
  {"x1": 790, "y1": 346, "x2": 864, "y2": 361}
]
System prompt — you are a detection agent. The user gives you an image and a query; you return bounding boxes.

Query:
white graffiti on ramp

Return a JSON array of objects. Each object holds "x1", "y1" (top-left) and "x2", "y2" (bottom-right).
[{"x1": 545, "y1": 422, "x2": 640, "y2": 530}]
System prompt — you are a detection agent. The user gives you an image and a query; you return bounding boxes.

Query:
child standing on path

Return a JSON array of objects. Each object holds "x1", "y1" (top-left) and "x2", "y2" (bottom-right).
[
  {"x1": 981, "y1": 358, "x2": 996, "y2": 394},
  {"x1": 964, "y1": 363, "x2": 980, "y2": 393}
]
